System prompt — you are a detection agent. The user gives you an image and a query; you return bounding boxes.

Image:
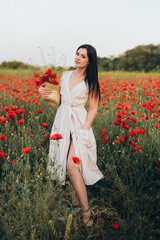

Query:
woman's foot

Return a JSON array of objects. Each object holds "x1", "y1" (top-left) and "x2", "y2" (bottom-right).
[{"x1": 83, "y1": 209, "x2": 95, "y2": 227}]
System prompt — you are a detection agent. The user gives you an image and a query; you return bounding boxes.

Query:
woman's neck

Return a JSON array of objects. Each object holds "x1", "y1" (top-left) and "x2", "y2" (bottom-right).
[{"x1": 76, "y1": 67, "x2": 86, "y2": 77}]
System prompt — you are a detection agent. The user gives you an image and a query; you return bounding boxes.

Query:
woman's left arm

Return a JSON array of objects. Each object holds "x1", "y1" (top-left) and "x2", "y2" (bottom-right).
[{"x1": 82, "y1": 92, "x2": 99, "y2": 130}]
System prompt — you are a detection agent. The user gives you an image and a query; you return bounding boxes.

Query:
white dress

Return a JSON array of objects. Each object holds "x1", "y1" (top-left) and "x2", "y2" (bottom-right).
[{"x1": 45, "y1": 70, "x2": 104, "y2": 185}]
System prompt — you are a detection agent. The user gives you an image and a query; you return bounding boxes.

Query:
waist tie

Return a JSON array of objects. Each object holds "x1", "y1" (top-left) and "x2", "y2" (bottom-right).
[{"x1": 61, "y1": 103, "x2": 84, "y2": 108}]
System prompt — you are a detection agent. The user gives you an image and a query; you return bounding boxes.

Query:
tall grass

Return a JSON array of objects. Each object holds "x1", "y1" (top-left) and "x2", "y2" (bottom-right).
[{"x1": 0, "y1": 70, "x2": 160, "y2": 239}]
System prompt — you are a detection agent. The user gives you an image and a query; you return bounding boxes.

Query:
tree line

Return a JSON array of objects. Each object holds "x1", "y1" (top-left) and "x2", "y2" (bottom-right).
[
  {"x1": 98, "y1": 44, "x2": 160, "y2": 72},
  {"x1": 1, "y1": 44, "x2": 160, "y2": 72}
]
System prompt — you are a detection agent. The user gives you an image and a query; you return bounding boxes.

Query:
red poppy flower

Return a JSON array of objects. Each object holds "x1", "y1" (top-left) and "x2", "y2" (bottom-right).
[
  {"x1": 0, "y1": 150, "x2": 6, "y2": 160},
  {"x1": 35, "y1": 146, "x2": 40, "y2": 151},
  {"x1": 135, "y1": 147, "x2": 141, "y2": 153},
  {"x1": 113, "y1": 140, "x2": 120, "y2": 144},
  {"x1": 19, "y1": 109, "x2": 25, "y2": 115},
  {"x1": 42, "y1": 123, "x2": 48, "y2": 128},
  {"x1": 101, "y1": 129, "x2": 106, "y2": 136},
  {"x1": 119, "y1": 137, "x2": 125, "y2": 142},
  {"x1": 49, "y1": 133, "x2": 63, "y2": 140},
  {"x1": 116, "y1": 113, "x2": 123, "y2": 119},
  {"x1": 154, "y1": 124, "x2": 159, "y2": 129},
  {"x1": 4, "y1": 106, "x2": 11, "y2": 111},
  {"x1": 112, "y1": 223, "x2": 119, "y2": 229},
  {"x1": 7, "y1": 111, "x2": 16, "y2": 120},
  {"x1": 72, "y1": 156, "x2": 81, "y2": 165},
  {"x1": 37, "y1": 110, "x2": 44, "y2": 114},
  {"x1": 103, "y1": 137, "x2": 108, "y2": 143},
  {"x1": 1, "y1": 118, "x2": 6, "y2": 124},
  {"x1": 102, "y1": 101, "x2": 108, "y2": 105},
  {"x1": 131, "y1": 110, "x2": 136, "y2": 115},
  {"x1": 12, "y1": 159, "x2": 17, "y2": 165},
  {"x1": 130, "y1": 142, "x2": 137, "y2": 148},
  {"x1": 22, "y1": 147, "x2": 31, "y2": 154},
  {"x1": 0, "y1": 135, "x2": 7, "y2": 141},
  {"x1": 12, "y1": 105, "x2": 18, "y2": 111},
  {"x1": 19, "y1": 119, "x2": 25, "y2": 126},
  {"x1": 34, "y1": 72, "x2": 39, "y2": 78},
  {"x1": 114, "y1": 119, "x2": 122, "y2": 125}
]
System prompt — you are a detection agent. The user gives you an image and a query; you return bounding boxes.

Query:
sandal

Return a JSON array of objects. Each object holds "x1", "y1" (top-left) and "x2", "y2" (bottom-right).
[{"x1": 83, "y1": 208, "x2": 95, "y2": 227}]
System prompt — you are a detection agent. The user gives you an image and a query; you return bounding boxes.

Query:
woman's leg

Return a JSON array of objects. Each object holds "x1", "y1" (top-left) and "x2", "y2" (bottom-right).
[{"x1": 66, "y1": 138, "x2": 93, "y2": 226}]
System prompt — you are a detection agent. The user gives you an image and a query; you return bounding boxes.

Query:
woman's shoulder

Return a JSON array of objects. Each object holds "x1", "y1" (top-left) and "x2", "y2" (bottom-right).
[{"x1": 60, "y1": 71, "x2": 70, "y2": 85}]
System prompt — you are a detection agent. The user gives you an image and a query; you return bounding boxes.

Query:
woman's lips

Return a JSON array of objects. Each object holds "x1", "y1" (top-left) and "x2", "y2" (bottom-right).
[{"x1": 75, "y1": 61, "x2": 80, "y2": 64}]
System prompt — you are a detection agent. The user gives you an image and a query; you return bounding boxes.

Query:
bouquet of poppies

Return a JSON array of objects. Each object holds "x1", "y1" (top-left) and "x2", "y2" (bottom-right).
[
  {"x1": 34, "y1": 68, "x2": 60, "y2": 107},
  {"x1": 34, "y1": 68, "x2": 59, "y2": 87}
]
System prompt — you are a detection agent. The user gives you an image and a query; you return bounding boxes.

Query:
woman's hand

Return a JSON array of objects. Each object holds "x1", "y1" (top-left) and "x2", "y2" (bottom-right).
[{"x1": 39, "y1": 84, "x2": 53, "y2": 97}]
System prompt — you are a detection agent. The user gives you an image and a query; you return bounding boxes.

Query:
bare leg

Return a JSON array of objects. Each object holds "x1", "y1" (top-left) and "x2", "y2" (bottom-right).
[{"x1": 66, "y1": 139, "x2": 93, "y2": 226}]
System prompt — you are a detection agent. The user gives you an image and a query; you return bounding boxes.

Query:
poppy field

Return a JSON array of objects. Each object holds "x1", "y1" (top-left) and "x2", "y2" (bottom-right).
[{"x1": 0, "y1": 69, "x2": 160, "y2": 240}]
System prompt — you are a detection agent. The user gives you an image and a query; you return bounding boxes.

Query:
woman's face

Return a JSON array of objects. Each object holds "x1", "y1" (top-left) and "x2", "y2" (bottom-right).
[{"x1": 74, "y1": 48, "x2": 89, "y2": 69}]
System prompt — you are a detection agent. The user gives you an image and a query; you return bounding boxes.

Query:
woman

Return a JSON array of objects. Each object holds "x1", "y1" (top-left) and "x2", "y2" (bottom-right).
[{"x1": 39, "y1": 44, "x2": 104, "y2": 226}]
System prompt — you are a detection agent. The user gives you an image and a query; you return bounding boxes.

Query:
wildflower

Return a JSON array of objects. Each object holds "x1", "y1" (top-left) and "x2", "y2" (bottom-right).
[
  {"x1": 0, "y1": 150, "x2": 6, "y2": 160},
  {"x1": 112, "y1": 223, "x2": 119, "y2": 229},
  {"x1": 139, "y1": 113, "x2": 145, "y2": 117},
  {"x1": 135, "y1": 147, "x2": 141, "y2": 153},
  {"x1": 34, "y1": 72, "x2": 39, "y2": 78},
  {"x1": 103, "y1": 137, "x2": 108, "y2": 143},
  {"x1": 0, "y1": 118, "x2": 6, "y2": 124},
  {"x1": 49, "y1": 133, "x2": 63, "y2": 141},
  {"x1": 35, "y1": 146, "x2": 40, "y2": 151},
  {"x1": 49, "y1": 220, "x2": 57, "y2": 236},
  {"x1": 22, "y1": 147, "x2": 31, "y2": 154},
  {"x1": 12, "y1": 105, "x2": 18, "y2": 111},
  {"x1": 0, "y1": 135, "x2": 7, "y2": 141},
  {"x1": 4, "y1": 106, "x2": 11, "y2": 111},
  {"x1": 113, "y1": 140, "x2": 120, "y2": 144},
  {"x1": 16, "y1": 109, "x2": 25, "y2": 115},
  {"x1": 37, "y1": 110, "x2": 44, "y2": 114},
  {"x1": 131, "y1": 110, "x2": 136, "y2": 115},
  {"x1": 102, "y1": 101, "x2": 108, "y2": 105},
  {"x1": 12, "y1": 159, "x2": 17, "y2": 165},
  {"x1": 42, "y1": 123, "x2": 49, "y2": 128},
  {"x1": 119, "y1": 137, "x2": 125, "y2": 142},
  {"x1": 64, "y1": 214, "x2": 73, "y2": 240},
  {"x1": 154, "y1": 124, "x2": 159, "y2": 129},
  {"x1": 130, "y1": 142, "x2": 137, "y2": 148},
  {"x1": 116, "y1": 112, "x2": 123, "y2": 119},
  {"x1": 19, "y1": 119, "x2": 25, "y2": 126},
  {"x1": 72, "y1": 156, "x2": 81, "y2": 165},
  {"x1": 7, "y1": 111, "x2": 16, "y2": 120},
  {"x1": 44, "y1": 133, "x2": 49, "y2": 137},
  {"x1": 114, "y1": 119, "x2": 122, "y2": 125},
  {"x1": 101, "y1": 128, "x2": 106, "y2": 136}
]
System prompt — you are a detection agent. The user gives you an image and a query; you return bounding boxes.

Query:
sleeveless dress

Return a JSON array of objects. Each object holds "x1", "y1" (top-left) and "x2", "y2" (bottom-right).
[{"x1": 47, "y1": 70, "x2": 104, "y2": 185}]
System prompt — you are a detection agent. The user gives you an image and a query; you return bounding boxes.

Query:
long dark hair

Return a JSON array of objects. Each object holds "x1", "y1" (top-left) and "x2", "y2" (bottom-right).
[{"x1": 76, "y1": 44, "x2": 101, "y2": 101}]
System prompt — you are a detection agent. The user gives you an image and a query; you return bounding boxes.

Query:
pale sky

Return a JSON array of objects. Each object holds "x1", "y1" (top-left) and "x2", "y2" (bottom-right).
[{"x1": 0, "y1": 0, "x2": 160, "y2": 67}]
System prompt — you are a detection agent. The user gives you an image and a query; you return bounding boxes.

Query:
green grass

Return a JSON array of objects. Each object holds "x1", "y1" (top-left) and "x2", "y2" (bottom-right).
[{"x1": 0, "y1": 70, "x2": 160, "y2": 240}]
